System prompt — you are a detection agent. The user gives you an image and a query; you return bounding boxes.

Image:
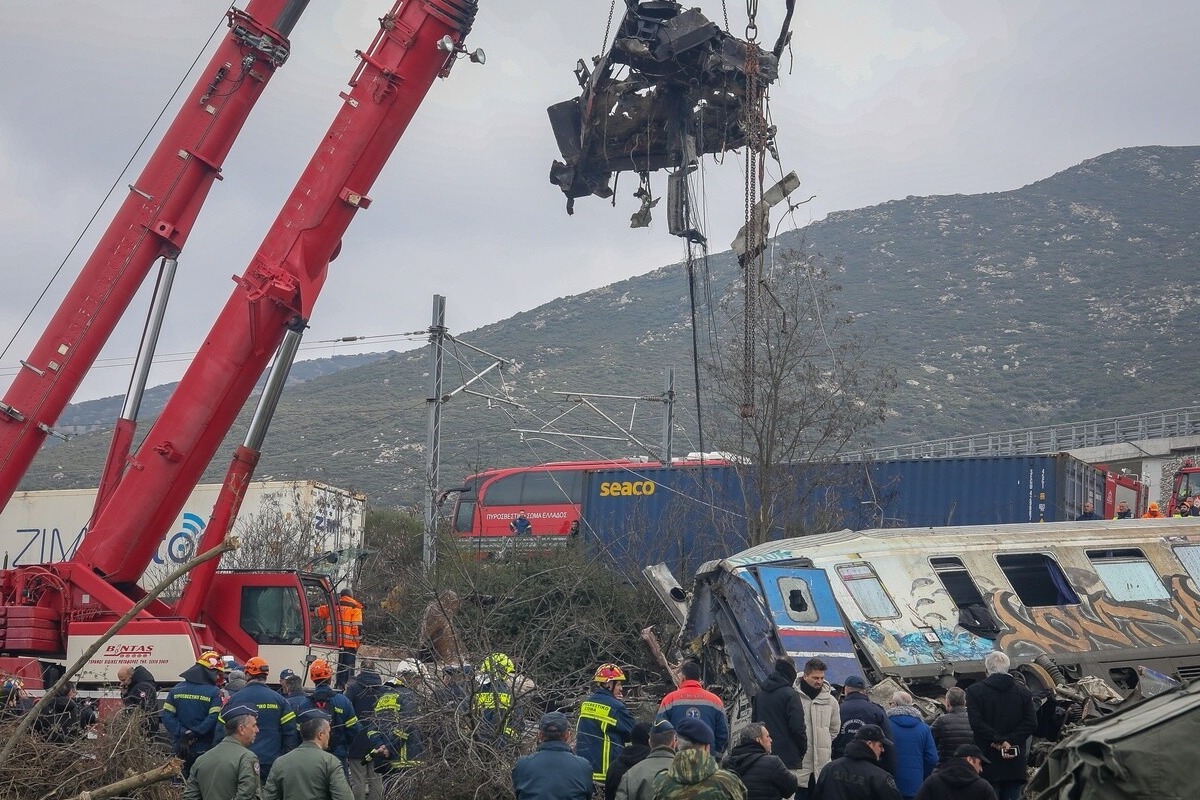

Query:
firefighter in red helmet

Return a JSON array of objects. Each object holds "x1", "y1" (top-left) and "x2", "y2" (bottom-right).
[{"x1": 575, "y1": 663, "x2": 636, "y2": 782}]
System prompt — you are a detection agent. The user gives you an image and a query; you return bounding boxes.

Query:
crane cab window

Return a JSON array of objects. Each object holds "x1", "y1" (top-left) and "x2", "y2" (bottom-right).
[
  {"x1": 1086, "y1": 548, "x2": 1169, "y2": 601},
  {"x1": 930, "y1": 556, "x2": 1000, "y2": 638},
  {"x1": 836, "y1": 562, "x2": 900, "y2": 620},
  {"x1": 241, "y1": 586, "x2": 304, "y2": 645},
  {"x1": 302, "y1": 581, "x2": 335, "y2": 645},
  {"x1": 996, "y1": 553, "x2": 1079, "y2": 607}
]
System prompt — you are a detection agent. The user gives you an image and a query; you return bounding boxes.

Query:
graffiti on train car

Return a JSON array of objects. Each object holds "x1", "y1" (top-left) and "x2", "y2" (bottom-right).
[{"x1": 992, "y1": 576, "x2": 1200, "y2": 659}]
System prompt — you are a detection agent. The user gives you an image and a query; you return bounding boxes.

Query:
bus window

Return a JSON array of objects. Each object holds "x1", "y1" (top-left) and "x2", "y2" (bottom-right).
[
  {"x1": 996, "y1": 553, "x2": 1079, "y2": 607},
  {"x1": 1172, "y1": 545, "x2": 1200, "y2": 584},
  {"x1": 484, "y1": 473, "x2": 523, "y2": 505},
  {"x1": 1086, "y1": 548, "x2": 1169, "y2": 601},
  {"x1": 836, "y1": 563, "x2": 900, "y2": 620},
  {"x1": 776, "y1": 576, "x2": 818, "y2": 623},
  {"x1": 930, "y1": 556, "x2": 999, "y2": 638},
  {"x1": 523, "y1": 470, "x2": 582, "y2": 504}
]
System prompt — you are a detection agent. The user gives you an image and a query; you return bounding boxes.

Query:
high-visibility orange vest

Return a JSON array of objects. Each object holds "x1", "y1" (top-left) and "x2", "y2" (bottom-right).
[{"x1": 337, "y1": 595, "x2": 363, "y2": 649}]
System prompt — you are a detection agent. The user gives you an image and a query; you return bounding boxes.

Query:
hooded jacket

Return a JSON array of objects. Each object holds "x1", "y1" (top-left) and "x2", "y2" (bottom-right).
[
  {"x1": 654, "y1": 747, "x2": 747, "y2": 800},
  {"x1": 162, "y1": 663, "x2": 223, "y2": 752},
  {"x1": 965, "y1": 673, "x2": 1036, "y2": 783},
  {"x1": 811, "y1": 741, "x2": 902, "y2": 800},
  {"x1": 914, "y1": 758, "x2": 997, "y2": 800},
  {"x1": 886, "y1": 707, "x2": 937, "y2": 797},
  {"x1": 751, "y1": 668, "x2": 808, "y2": 769},
  {"x1": 723, "y1": 740, "x2": 798, "y2": 800}
]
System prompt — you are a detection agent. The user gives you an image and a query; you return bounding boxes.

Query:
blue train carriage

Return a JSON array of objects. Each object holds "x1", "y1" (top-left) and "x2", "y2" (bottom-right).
[{"x1": 678, "y1": 519, "x2": 1200, "y2": 703}]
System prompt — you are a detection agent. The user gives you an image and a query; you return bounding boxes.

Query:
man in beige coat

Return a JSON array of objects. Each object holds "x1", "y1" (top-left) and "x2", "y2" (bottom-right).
[{"x1": 795, "y1": 658, "x2": 841, "y2": 799}]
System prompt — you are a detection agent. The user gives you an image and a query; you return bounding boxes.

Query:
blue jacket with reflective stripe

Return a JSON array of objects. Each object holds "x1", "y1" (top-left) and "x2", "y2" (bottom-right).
[
  {"x1": 161, "y1": 664, "x2": 222, "y2": 751},
  {"x1": 575, "y1": 686, "x2": 635, "y2": 780},
  {"x1": 216, "y1": 680, "x2": 299, "y2": 767}
]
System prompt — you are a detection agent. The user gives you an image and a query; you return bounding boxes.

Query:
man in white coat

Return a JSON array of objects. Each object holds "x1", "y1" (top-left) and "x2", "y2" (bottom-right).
[{"x1": 795, "y1": 658, "x2": 841, "y2": 799}]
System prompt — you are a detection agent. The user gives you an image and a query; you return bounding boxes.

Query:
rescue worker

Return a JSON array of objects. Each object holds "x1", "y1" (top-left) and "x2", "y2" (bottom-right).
[
  {"x1": 1142, "y1": 501, "x2": 1165, "y2": 518},
  {"x1": 262, "y1": 709, "x2": 355, "y2": 800},
  {"x1": 346, "y1": 661, "x2": 389, "y2": 800},
  {"x1": 217, "y1": 656, "x2": 299, "y2": 780},
  {"x1": 372, "y1": 676, "x2": 423, "y2": 773},
  {"x1": 162, "y1": 650, "x2": 227, "y2": 777},
  {"x1": 471, "y1": 652, "x2": 520, "y2": 745},
  {"x1": 183, "y1": 704, "x2": 261, "y2": 800},
  {"x1": 279, "y1": 669, "x2": 309, "y2": 715},
  {"x1": 319, "y1": 590, "x2": 364, "y2": 689},
  {"x1": 657, "y1": 660, "x2": 729, "y2": 757},
  {"x1": 295, "y1": 658, "x2": 361, "y2": 775},
  {"x1": 576, "y1": 663, "x2": 637, "y2": 782}
]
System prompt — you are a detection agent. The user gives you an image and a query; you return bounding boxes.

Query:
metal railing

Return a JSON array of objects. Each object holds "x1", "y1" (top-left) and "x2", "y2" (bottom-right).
[{"x1": 845, "y1": 406, "x2": 1200, "y2": 461}]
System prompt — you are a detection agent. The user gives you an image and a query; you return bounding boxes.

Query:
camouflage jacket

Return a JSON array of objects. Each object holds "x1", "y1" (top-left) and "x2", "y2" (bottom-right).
[{"x1": 653, "y1": 747, "x2": 747, "y2": 800}]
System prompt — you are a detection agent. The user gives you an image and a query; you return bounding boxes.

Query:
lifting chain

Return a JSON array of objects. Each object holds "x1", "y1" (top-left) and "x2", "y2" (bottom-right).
[
  {"x1": 745, "y1": 0, "x2": 759, "y2": 41},
  {"x1": 600, "y1": 0, "x2": 618, "y2": 59},
  {"x1": 739, "y1": 16, "x2": 767, "y2": 419}
]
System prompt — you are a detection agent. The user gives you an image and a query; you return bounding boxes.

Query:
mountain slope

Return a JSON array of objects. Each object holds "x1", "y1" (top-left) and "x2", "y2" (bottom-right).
[{"x1": 20, "y1": 145, "x2": 1200, "y2": 507}]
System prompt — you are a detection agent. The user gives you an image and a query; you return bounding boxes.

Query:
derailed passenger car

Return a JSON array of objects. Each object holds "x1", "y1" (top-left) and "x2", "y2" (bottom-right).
[{"x1": 661, "y1": 520, "x2": 1200, "y2": 710}]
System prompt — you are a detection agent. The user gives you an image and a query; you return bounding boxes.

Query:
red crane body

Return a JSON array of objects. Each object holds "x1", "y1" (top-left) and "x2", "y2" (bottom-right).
[
  {"x1": 0, "y1": 0, "x2": 309, "y2": 509},
  {"x1": 0, "y1": 0, "x2": 479, "y2": 687}
]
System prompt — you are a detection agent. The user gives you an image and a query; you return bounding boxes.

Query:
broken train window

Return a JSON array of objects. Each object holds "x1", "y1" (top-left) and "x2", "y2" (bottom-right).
[
  {"x1": 996, "y1": 552, "x2": 1080, "y2": 608},
  {"x1": 930, "y1": 556, "x2": 1000, "y2": 638}
]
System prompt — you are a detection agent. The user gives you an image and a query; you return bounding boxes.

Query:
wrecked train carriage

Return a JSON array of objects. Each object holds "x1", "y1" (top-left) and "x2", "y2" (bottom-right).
[{"x1": 672, "y1": 520, "x2": 1200, "y2": 703}]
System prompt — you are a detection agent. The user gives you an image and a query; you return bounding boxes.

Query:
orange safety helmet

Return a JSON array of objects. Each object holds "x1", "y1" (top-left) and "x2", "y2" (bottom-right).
[
  {"x1": 197, "y1": 651, "x2": 226, "y2": 672},
  {"x1": 244, "y1": 656, "x2": 270, "y2": 678},
  {"x1": 309, "y1": 659, "x2": 334, "y2": 682},
  {"x1": 594, "y1": 663, "x2": 627, "y2": 683}
]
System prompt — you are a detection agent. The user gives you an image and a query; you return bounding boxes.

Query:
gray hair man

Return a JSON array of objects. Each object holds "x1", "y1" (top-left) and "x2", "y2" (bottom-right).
[{"x1": 966, "y1": 652, "x2": 1036, "y2": 800}]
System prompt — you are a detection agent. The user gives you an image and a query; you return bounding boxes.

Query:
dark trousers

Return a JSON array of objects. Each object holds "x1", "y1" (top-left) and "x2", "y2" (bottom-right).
[
  {"x1": 990, "y1": 781, "x2": 1024, "y2": 800},
  {"x1": 337, "y1": 648, "x2": 358, "y2": 689}
]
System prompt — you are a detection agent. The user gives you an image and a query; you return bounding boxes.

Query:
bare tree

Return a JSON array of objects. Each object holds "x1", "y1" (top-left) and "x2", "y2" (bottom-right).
[{"x1": 704, "y1": 246, "x2": 896, "y2": 545}]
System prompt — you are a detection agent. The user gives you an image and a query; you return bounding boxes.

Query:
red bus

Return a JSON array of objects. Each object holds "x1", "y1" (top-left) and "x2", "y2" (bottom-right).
[
  {"x1": 450, "y1": 459, "x2": 659, "y2": 553},
  {"x1": 448, "y1": 455, "x2": 735, "y2": 554}
]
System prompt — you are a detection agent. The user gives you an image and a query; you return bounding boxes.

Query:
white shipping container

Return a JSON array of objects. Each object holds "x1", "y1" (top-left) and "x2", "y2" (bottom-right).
[{"x1": 0, "y1": 480, "x2": 367, "y2": 591}]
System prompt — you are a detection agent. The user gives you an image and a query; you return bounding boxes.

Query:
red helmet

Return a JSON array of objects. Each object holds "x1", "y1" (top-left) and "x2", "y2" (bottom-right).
[
  {"x1": 197, "y1": 651, "x2": 226, "y2": 672},
  {"x1": 309, "y1": 659, "x2": 334, "y2": 682},
  {"x1": 594, "y1": 663, "x2": 627, "y2": 683},
  {"x1": 245, "y1": 656, "x2": 270, "y2": 678}
]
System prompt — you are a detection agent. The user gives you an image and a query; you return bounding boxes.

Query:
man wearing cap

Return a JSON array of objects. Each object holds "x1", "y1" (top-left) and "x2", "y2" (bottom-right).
[
  {"x1": 657, "y1": 661, "x2": 730, "y2": 757},
  {"x1": 811, "y1": 725, "x2": 902, "y2": 800},
  {"x1": 262, "y1": 710, "x2": 354, "y2": 800},
  {"x1": 616, "y1": 719, "x2": 677, "y2": 800},
  {"x1": 279, "y1": 670, "x2": 309, "y2": 714},
  {"x1": 832, "y1": 676, "x2": 892, "y2": 766},
  {"x1": 914, "y1": 745, "x2": 996, "y2": 800},
  {"x1": 163, "y1": 651, "x2": 227, "y2": 778},
  {"x1": 752, "y1": 658, "x2": 808, "y2": 780},
  {"x1": 512, "y1": 711, "x2": 594, "y2": 800},
  {"x1": 216, "y1": 656, "x2": 299, "y2": 780},
  {"x1": 183, "y1": 705, "x2": 261, "y2": 800},
  {"x1": 655, "y1": 717, "x2": 747, "y2": 800}
]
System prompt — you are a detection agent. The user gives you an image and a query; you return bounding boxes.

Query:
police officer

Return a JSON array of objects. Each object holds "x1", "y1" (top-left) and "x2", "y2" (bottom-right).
[
  {"x1": 216, "y1": 656, "x2": 299, "y2": 780},
  {"x1": 262, "y1": 709, "x2": 354, "y2": 800},
  {"x1": 162, "y1": 651, "x2": 227, "y2": 777},
  {"x1": 183, "y1": 704, "x2": 261, "y2": 800}
]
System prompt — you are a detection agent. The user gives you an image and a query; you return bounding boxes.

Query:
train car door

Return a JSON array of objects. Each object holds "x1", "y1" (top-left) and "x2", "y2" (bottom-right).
[{"x1": 750, "y1": 566, "x2": 861, "y2": 684}]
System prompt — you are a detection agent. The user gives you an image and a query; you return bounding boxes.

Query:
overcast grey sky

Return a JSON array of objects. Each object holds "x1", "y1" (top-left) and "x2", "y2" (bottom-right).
[{"x1": 0, "y1": 1, "x2": 1196, "y2": 402}]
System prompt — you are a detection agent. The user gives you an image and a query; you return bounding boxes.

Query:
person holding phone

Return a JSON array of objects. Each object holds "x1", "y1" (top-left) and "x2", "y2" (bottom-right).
[{"x1": 965, "y1": 652, "x2": 1036, "y2": 800}]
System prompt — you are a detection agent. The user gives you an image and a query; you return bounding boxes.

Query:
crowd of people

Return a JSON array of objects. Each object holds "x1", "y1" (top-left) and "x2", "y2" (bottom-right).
[
  {"x1": 1088, "y1": 495, "x2": 1200, "y2": 519},
  {"x1": 511, "y1": 651, "x2": 1039, "y2": 800}
]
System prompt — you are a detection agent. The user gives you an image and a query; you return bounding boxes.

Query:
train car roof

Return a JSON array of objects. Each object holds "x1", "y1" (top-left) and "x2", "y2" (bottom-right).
[{"x1": 715, "y1": 518, "x2": 1200, "y2": 571}]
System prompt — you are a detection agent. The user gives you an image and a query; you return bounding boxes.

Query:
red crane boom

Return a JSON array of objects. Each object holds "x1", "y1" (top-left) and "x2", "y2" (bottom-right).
[{"x1": 0, "y1": 0, "x2": 311, "y2": 509}]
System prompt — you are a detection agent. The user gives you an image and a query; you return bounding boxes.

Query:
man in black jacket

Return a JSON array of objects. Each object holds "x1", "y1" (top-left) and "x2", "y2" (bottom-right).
[
  {"x1": 118, "y1": 664, "x2": 160, "y2": 736},
  {"x1": 752, "y1": 658, "x2": 808, "y2": 775},
  {"x1": 605, "y1": 720, "x2": 652, "y2": 800},
  {"x1": 832, "y1": 676, "x2": 893, "y2": 767},
  {"x1": 724, "y1": 722, "x2": 799, "y2": 800},
  {"x1": 929, "y1": 688, "x2": 972, "y2": 764},
  {"x1": 965, "y1": 652, "x2": 1036, "y2": 800},
  {"x1": 914, "y1": 745, "x2": 996, "y2": 800},
  {"x1": 812, "y1": 725, "x2": 902, "y2": 800}
]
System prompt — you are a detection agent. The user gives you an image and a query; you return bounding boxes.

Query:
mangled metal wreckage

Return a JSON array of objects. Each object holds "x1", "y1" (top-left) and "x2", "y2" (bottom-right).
[
  {"x1": 547, "y1": 0, "x2": 795, "y2": 223},
  {"x1": 648, "y1": 521, "x2": 1200, "y2": 725}
]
